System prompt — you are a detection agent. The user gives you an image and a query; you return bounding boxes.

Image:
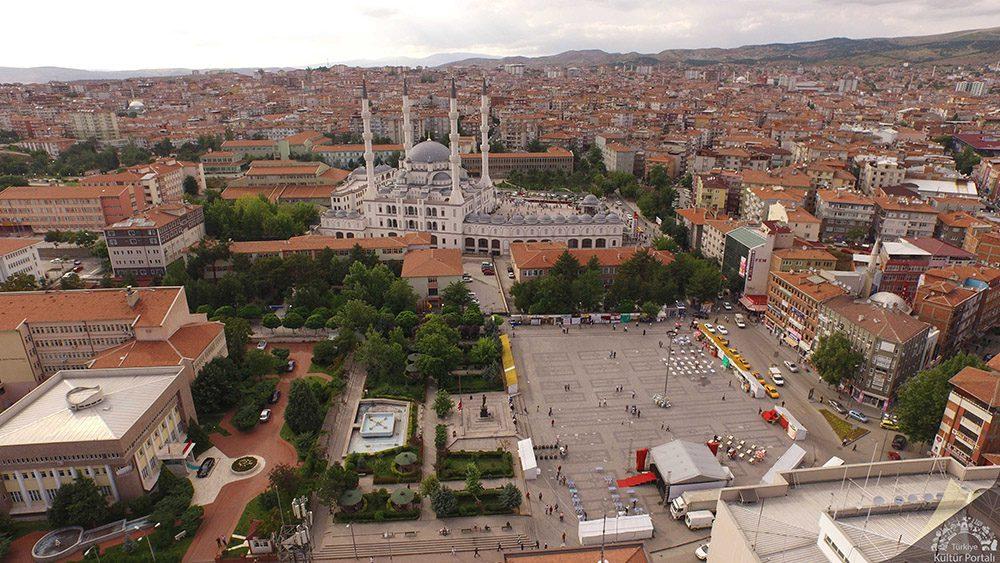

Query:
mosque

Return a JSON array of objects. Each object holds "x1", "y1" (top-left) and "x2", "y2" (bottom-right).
[{"x1": 318, "y1": 79, "x2": 625, "y2": 255}]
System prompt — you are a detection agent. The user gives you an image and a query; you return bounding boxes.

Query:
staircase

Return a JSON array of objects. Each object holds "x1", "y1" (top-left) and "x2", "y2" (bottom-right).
[{"x1": 313, "y1": 533, "x2": 529, "y2": 560}]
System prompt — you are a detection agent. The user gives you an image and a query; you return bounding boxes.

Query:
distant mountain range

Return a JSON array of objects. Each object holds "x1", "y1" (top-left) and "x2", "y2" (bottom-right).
[
  {"x1": 3, "y1": 27, "x2": 998, "y2": 85},
  {"x1": 444, "y1": 26, "x2": 1000, "y2": 68}
]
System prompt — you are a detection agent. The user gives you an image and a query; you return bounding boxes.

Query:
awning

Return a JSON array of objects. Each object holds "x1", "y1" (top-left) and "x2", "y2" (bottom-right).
[
  {"x1": 783, "y1": 336, "x2": 798, "y2": 347},
  {"x1": 616, "y1": 471, "x2": 658, "y2": 488},
  {"x1": 740, "y1": 294, "x2": 768, "y2": 312}
]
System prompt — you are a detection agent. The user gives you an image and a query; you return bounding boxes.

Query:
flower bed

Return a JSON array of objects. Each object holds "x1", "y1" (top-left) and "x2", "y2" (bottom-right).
[
  {"x1": 437, "y1": 450, "x2": 514, "y2": 481},
  {"x1": 333, "y1": 489, "x2": 421, "y2": 523},
  {"x1": 231, "y1": 456, "x2": 259, "y2": 474}
]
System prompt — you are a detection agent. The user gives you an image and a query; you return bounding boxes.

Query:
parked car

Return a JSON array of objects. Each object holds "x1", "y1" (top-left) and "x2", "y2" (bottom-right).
[
  {"x1": 703, "y1": 323, "x2": 716, "y2": 333},
  {"x1": 462, "y1": 273, "x2": 473, "y2": 283},
  {"x1": 507, "y1": 271, "x2": 515, "y2": 279},
  {"x1": 73, "y1": 259, "x2": 82, "y2": 266},
  {"x1": 734, "y1": 314, "x2": 746, "y2": 328},
  {"x1": 847, "y1": 410, "x2": 869, "y2": 423},
  {"x1": 880, "y1": 415, "x2": 900, "y2": 430},
  {"x1": 764, "y1": 384, "x2": 780, "y2": 399},
  {"x1": 259, "y1": 409, "x2": 272, "y2": 423},
  {"x1": 268, "y1": 389, "x2": 281, "y2": 404},
  {"x1": 73, "y1": 265, "x2": 84, "y2": 272},
  {"x1": 768, "y1": 367, "x2": 784, "y2": 386},
  {"x1": 722, "y1": 302, "x2": 733, "y2": 311},
  {"x1": 695, "y1": 543, "x2": 710, "y2": 561},
  {"x1": 256, "y1": 340, "x2": 267, "y2": 351},
  {"x1": 286, "y1": 359, "x2": 296, "y2": 373},
  {"x1": 827, "y1": 399, "x2": 847, "y2": 414},
  {"x1": 892, "y1": 434, "x2": 907, "y2": 450},
  {"x1": 783, "y1": 361, "x2": 799, "y2": 373},
  {"x1": 716, "y1": 325, "x2": 728, "y2": 335},
  {"x1": 887, "y1": 451, "x2": 902, "y2": 461},
  {"x1": 197, "y1": 457, "x2": 216, "y2": 478}
]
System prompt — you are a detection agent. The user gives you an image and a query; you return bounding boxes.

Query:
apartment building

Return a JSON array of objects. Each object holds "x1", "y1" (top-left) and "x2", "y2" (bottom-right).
[
  {"x1": 79, "y1": 158, "x2": 186, "y2": 210},
  {"x1": 817, "y1": 295, "x2": 934, "y2": 409},
  {"x1": 740, "y1": 186, "x2": 806, "y2": 223},
  {"x1": 769, "y1": 247, "x2": 838, "y2": 273},
  {"x1": 814, "y1": 189, "x2": 875, "y2": 243},
  {"x1": 768, "y1": 204, "x2": 820, "y2": 242},
  {"x1": 461, "y1": 147, "x2": 574, "y2": 179},
  {"x1": 675, "y1": 208, "x2": 728, "y2": 252},
  {"x1": 0, "y1": 238, "x2": 43, "y2": 284},
  {"x1": 765, "y1": 271, "x2": 846, "y2": 355},
  {"x1": 973, "y1": 157, "x2": 1000, "y2": 204},
  {"x1": 874, "y1": 240, "x2": 932, "y2": 304},
  {"x1": 700, "y1": 218, "x2": 747, "y2": 265},
  {"x1": 871, "y1": 196, "x2": 938, "y2": 241},
  {"x1": 68, "y1": 110, "x2": 120, "y2": 141},
  {"x1": 510, "y1": 242, "x2": 674, "y2": 284},
  {"x1": 595, "y1": 135, "x2": 636, "y2": 174},
  {"x1": 935, "y1": 211, "x2": 992, "y2": 249},
  {"x1": 0, "y1": 365, "x2": 198, "y2": 515},
  {"x1": 311, "y1": 143, "x2": 403, "y2": 169},
  {"x1": 858, "y1": 157, "x2": 905, "y2": 194},
  {"x1": 104, "y1": 203, "x2": 205, "y2": 278},
  {"x1": 932, "y1": 362, "x2": 1000, "y2": 466},
  {"x1": 14, "y1": 137, "x2": 76, "y2": 158},
  {"x1": 0, "y1": 286, "x2": 226, "y2": 403},
  {"x1": 923, "y1": 265, "x2": 1000, "y2": 334},
  {"x1": 964, "y1": 229, "x2": 1000, "y2": 265},
  {"x1": 400, "y1": 248, "x2": 464, "y2": 301},
  {"x1": 722, "y1": 226, "x2": 774, "y2": 300},
  {"x1": 913, "y1": 277, "x2": 983, "y2": 357},
  {"x1": 692, "y1": 174, "x2": 729, "y2": 212},
  {"x1": 0, "y1": 185, "x2": 138, "y2": 233}
]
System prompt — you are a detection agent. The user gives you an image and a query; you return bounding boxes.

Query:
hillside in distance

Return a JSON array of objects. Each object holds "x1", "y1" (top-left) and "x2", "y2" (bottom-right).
[{"x1": 445, "y1": 26, "x2": 1000, "y2": 68}]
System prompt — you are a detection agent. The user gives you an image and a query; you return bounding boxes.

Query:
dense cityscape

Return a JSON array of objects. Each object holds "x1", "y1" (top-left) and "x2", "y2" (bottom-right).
[{"x1": 0, "y1": 20, "x2": 999, "y2": 563}]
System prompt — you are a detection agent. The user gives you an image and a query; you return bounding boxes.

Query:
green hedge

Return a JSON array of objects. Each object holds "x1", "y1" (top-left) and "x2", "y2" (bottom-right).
[
  {"x1": 333, "y1": 489, "x2": 421, "y2": 523},
  {"x1": 438, "y1": 489, "x2": 514, "y2": 518},
  {"x1": 346, "y1": 444, "x2": 422, "y2": 484},
  {"x1": 438, "y1": 371, "x2": 504, "y2": 393},
  {"x1": 437, "y1": 450, "x2": 514, "y2": 481}
]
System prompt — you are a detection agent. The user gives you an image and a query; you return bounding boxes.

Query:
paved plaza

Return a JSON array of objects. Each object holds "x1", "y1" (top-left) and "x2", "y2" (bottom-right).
[{"x1": 510, "y1": 322, "x2": 795, "y2": 544}]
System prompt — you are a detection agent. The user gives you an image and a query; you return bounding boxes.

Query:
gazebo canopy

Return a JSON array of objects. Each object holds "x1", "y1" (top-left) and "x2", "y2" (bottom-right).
[
  {"x1": 339, "y1": 488, "x2": 363, "y2": 507},
  {"x1": 389, "y1": 488, "x2": 416, "y2": 506},
  {"x1": 394, "y1": 451, "x2": 418, "y2": 466}
]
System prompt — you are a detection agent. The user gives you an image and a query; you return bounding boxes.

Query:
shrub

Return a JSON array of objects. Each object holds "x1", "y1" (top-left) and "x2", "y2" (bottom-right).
[
  {"x1": 232, "y1": 403, "x2": 260, "y2": 431},
  {"x1": 272, "y1": 348, "x2": 290, "y2": 360},
  {"x1": 430, "y1": 487, "x2": 458, "y2": 518},
  {"x1": 312, "y1": 340, "x2": 339, "y2": 366},
  {"x1": 435, "y1": 424, "x2": 448, "y2": 450},
  {"x1": 499, "y1": 483, "x2": 522, "y2": 510},
  {"x1": 285, "y1": 379, "x2": 324, "y2": 434},
  {"x1": 433, "y1": 389, "x2": 454, "y2": 418}
]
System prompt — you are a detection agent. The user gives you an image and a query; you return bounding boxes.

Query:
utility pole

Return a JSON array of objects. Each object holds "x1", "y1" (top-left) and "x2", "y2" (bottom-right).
[{"x1": 663, "y1": 336, "x2": 673, "y2": 395}]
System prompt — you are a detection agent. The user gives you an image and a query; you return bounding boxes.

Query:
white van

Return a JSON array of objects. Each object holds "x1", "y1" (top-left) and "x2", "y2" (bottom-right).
[
  {"x1": 734, "y1": 314, "x2": 746, "y2": 328},
  {"x1": 685, "y1": 510, "x2": 715, "y2": 530},
  {"x1": 768, "y1": 366, "x2": 784, "y2": 386}
]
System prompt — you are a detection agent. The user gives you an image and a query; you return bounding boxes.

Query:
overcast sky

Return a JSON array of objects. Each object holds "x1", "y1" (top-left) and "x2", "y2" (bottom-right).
[{"x1": 7, "y1": 0, "x2": 1000, "y2": 69}]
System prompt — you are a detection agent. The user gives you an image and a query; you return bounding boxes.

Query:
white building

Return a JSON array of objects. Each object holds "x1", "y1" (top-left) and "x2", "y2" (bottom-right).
[
  {"x1": 859, "y1": 156, "x2": 905, "y2": 194},
  {"x1": 319, "y1": 79, "x2": 624, "y2": 255},
  {"x1": 0, "y1": 238, "x2": 43, "y2": 284}
]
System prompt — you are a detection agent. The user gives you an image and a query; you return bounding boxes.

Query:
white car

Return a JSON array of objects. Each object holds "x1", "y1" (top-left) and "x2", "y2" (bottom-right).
[
  {"x1": 259, "y1": 409, "x2": 271, "y2": 423},
  {"x1": 716, "y1": 325, "x2": 728, "y2": 335},
  {"x1": 695, "y1": 543, "x2": 710, "y2": 561},
  {"x1": 256, "y1": 340, "x2": 267, "y2": 350},
  {"x1": 783, "y1": 361, "x2": 799, "y2": 373},
  {"x1": 723, "y1": 302, "x2": 733, "y2": 311},
  {"x1": 703, "y1": 323, "x2": 716, "y2": 334}
]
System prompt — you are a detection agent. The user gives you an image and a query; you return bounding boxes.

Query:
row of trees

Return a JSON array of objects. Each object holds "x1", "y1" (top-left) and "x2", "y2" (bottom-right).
[
  {"x1": 511, "y1": 249, "x2": 723, "y2": 314},
  {"x1": 203, "y1": 194, "x2": 319, "y2": 241}
]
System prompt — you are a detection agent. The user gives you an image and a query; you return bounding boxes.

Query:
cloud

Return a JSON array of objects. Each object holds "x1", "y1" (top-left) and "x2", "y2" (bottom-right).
[{"x1": 3, "y1": 0, "x2": 1000, "y2": 69}]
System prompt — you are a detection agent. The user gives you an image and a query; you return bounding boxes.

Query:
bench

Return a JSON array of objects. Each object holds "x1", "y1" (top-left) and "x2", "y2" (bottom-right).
[
  {"x1": 404, "y1": 531, "x2": 417, "y2": 538},
  {"x1": 461, "y1": 528, "x2": 474, "y2": 534}
]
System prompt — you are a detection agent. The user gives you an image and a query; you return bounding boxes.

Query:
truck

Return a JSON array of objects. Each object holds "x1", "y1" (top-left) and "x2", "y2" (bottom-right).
[
  {"x1": 669, "y1": 489, "x2": 720, "y2": 519},
  {"x1": 768, "y1": 366, "x2": 785, "y2": 386},
  {"x1": 684, "y1": 510, "x2": 715, "y2": 530}
]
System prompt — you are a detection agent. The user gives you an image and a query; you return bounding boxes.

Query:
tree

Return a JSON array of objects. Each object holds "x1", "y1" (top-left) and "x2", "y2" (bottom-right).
[
  {"x1": 357, "y1": 329, "x2": 406, "y2": 381},
  {"x1": 384, "y1": 278, "x2": 419, "y2": 315},
  {"x1": 498, "y1": 483, "x2": 523, "y2": 510},
  {"x1": 430, "y1": 486, "x2": 457, "y2": 517},
  {"x1": 896, "y1": 353, "x2": 985, "y2": 443},
  {"x1": 395, "y1": 310, "x2": 419, "y2": 334},
  {"x1": 223, "y1": 317, "x2": 252, "y2": 363},
  {"x1": 332, "y1": 299, "x2": 378, "y2": 334},
  {"x1": 48, "y1": 477, "x2": 110, "y2": 529},
  {"x1": 434, "y1": 423, "x2": 448, "y2": 450},
  {"x1": 153, "y1": 138, "x2": 175, "y2": 156},
  {"x1": 305, "y1": 314, "x2": 327, "y2": 330},
  {"x1": 811, "y1": 332, "x2": 864, "y2": 386},
  {"x1": 468, "y1": 337, "x2": 500, "y2": 366},
  {"x1": 312, "y1": 340, "x2": 340, "y2": 366},
  {"x1": 317, "y1": 463, "x2": 358, "y2": 506},
  {"x1": 286, "y1": 379, "x2": 324, "y2": 434},
  {"x1": 191, "y1": 357, "x2": 242, "y2": 414},
  {"x1": 0, "y1": 272, "x2": 38, "y2": 292},
  {"x1": 59, "y1": 273, "x2": 84, "y2": 289},
  {"x1": 231, "y1": 403, "x2": 260, "y2": 431},
  {"x1": 433, "y1": 389, "x2": 454, "y2": 418},
  {"x1": 282, "y1": 312, "x2": 305, "y2": 331},
  {"x1": 262, "y1": 313, "x2": 281, "y2": 331},
  {"x1": 420, "y1": 473, "x2": 441, "y2": 497},
  {"x1": 183, "y1": 175, "x2": 199, "y2": 196},
  {"x1": 268, "y1": 463, "x2": 302, "y2": 498},
  {"x1": 441, "y1": 281, "x2": 473, "y2": 310},
  {"x1": 464, "y1": 463, "x2": 484, "y2": 498},
  {"x1": 954, "y1": 146, "x2": 981, "y2": 175}
]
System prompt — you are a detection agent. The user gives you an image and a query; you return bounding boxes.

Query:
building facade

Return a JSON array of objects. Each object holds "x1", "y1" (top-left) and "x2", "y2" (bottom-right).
[
  {"x1": 0, "y1": 185, "x2": 138, "y2": 233},
  {"x1": 104, "y1": 203, "x2": 206, "y2": 278},
  {"x1": 933, "y1": 364, "x2": 1000, "y2": 466},
  {"x1": 765, "y1": 271, "x2": 846, "y2": 355},
  {"x1": 0, "y1": 238, "x2": 43, "y2": 284}
]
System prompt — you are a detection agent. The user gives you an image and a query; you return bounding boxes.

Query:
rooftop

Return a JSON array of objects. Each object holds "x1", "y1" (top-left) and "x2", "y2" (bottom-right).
[
  {"x1": 825, "y1": 294, "x2": 931, "y2": 344},
  {"x1": 0, "y1": 287, "x2": 181, "y2": 331},
  {"x1": 401, "y1": 248, "x2": 464, "y2": 278},
  {"x1": 0, "y1": 237, "x2": 42, "y2": 256},
  {"x1": 949, "y1": 366, "x2": 1000, "y2": 407}
]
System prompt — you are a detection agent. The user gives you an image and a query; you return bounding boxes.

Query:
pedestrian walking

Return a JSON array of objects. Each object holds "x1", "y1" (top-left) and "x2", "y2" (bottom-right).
[
  {"x1": 474, "y1": 547, "x2": 481, "y2": 558},
  {"x1": 722, "y1": 394, "x2": 726, "y2": 401},
  {"x1": 498, "y1": 542, "x2": 502, "y2": 551},
  {"x1": 551, "y1": 419, "x2": 555, "y2": 427},
  {"x1": 643, "y1": 329, "x2": 646, "y2": 336},
  {"x1": 559, "y1": 512, "x2": 564, "y2": 522},
  {"x1": 852, "y1": 443, "x2": 857, "y2": 451},
  {"x1": 526, "y1": 491, "x2": 531, "y2": 501},
  {"x1": 637, "y1": 409, "x2": 641, "y2": 418},
  {"x1": 452, "y1": 546, "x2": 457, "y2": 556},
  {"x1": 548, "y1": 407, "x2": 553, "y2": 416},
  {"x1": 562, "y1": 532, "x2": 567, "y2": 545},
  {"x1": 632, "y1": 390, "x2": 636, "y2": 399},
  {"x1": 535, "y1": 540, "x2": 540, "y2": 549}
]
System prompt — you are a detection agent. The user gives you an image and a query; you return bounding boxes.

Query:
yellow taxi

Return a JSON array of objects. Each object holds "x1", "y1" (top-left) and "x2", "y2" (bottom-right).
[
  {"x1": 764, "y1": 384, "x2": 780, "y2": 399},
  {"x1": 754, "y1": 372, "x2": 767, "y2": 385}
]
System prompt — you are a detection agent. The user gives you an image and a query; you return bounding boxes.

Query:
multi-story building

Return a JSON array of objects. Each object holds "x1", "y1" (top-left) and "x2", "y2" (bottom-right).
[
  {"x1": 220, "y1": 138, "x2": 285, "y2": 160},
  {"x1": 311, "y1": 143, "x2": 403, "y2": 169},
  {"x1": 740, "y1": 187, "x2": 806, "y2": 223},
  {"x1": 872, "y1": 197, "x2": 938, "y2": 241},
  {"x1": 858, "y1": 157, "x2": 905, "y2": 194},
  {"x1": 722, "y1": 226, "x2": 774, "y2": 301},
  {"x1": 874, "y1": 240, "x2": 932, "y2": 304},
  {"x1": 768, "y1": 204, "x2": 820, "y2": 242},
  {"x1": 964, "y1": 229, "x2": 1000, "y2": 265},
  {"x1": 814, "y1": 189, "x2": 875, "y2": 242},
  {"x1": 923, "y1": 265, "x2": 1000, "y2": 334},
  {"x1": 0, "y1": 365, "x2": 198, "y2": 515},
  {"x1": 104, "y1": 203, "x2": 205, "y2": 279},
  {"x1": 229, "y1": 160, "x2": 349, "y2": 188},
  {"x1": 400, "y1": 248, "x2": 464, "y2": 302},
  {"x1": 0, "y1": 185, "x2": 138, "y2": 233},
  {"x1": 595, "y1": 135, "x2": 636, "y2": 174},
  {"x1": 68, "y1": 110, "x2": 119, "y2": 141},
  {"x1": 765, "y1": 271, "x2": 846, "y2": 355},
  {"x1": 935, "y1": 211, "x2": 992, "y2": 249},
  {"x1": 769, "y1": 247, "x2": 838, "y2": 273},
  {"x1": 226, "y1": 232, "x2": 431, "y2": 264},
  {"x1": 510, "y1": 242, "x2": 673, "y2": 285},
  {"x1": 700, "y1": 218, "x2": 748, "y2": 265},
  {"x1": 955, "y1": 80, "x2": 987, "y2": 97},
  {"x1": 973, "y1": 157, "x2": 1000, "y2": 204},
  {"x1": 0, "y1": 238, "x2": 43, "y2": 284},
  {"x1": 0, "y1": 286, "x2": 226, "y2": 403},
  {"x1": 200, "y1": 151, "x2": 244, "y2": 178},
  {"x1": 692, "y1": 174, "x2": 729, "y2": 212},
  {"x1": 913, "y1": 277, "x2": 983, "y2": 357},
  {"x1": 932, "y1": 362, "x2": 1000, "y2": 466},
  {"x1": 79, "y1": 158, "x2": 186, "y2": 210},
  {"x1": 817, "y1": 294, "x2": 934, "y2": 409},
  {"x1": 461, "y1": 147, "x2": 573, "y2": 179},
  {"x1": 675, "y1": 208, "x2": 728, "y2": 252}
]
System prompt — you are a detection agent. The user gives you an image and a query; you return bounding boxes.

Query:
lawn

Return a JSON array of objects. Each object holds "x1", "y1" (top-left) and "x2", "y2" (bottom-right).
[
  {"x1": 199, "y1": 412, "x2": 231, "y2": 437},
  {"x1": 438, "y1": 370, "x2": 504, "y2": 394},
  {"x1": 347, "y1": 444, "x2": 422, "y2": 484},
  {"x1": 819, "y1": 409, "x2": 870, "y2": 443},
  {"x1": 437, "y1": 450, "x2": 514, "y2": 481},
  {"x1": 333, "y1": 489, "x2": 421, "y2": 523},
  {"x1": 439, "y1": 489, "x2": 517, "y2": 518},
  {"x1": 88, "y1": 536, "x2": 194, "y2": 562}
]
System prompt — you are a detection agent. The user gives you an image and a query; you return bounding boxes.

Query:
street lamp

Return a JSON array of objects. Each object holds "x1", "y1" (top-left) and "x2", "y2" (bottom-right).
[
  {"x1": 662, "y1": 336, "x2": 673, "y2": 395},
  {"x1": 136, "y1": 523, "x2": 160, "y2": 562},
  {"x1": 84, "y1": 546, "x2": 101, "y2": 562}
]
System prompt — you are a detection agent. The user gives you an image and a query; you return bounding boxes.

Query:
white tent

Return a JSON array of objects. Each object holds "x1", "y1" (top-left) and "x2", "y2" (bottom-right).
[
  {"x1": 774, "y1": 406, "x2": 809, "y2": 440},
  {"x1": 578, "y1": 514, "x2": 654, "y2": 546},
  {"x1": 517, "y1": 438, "x2": 539, "y2": 480},
  {"x1": 761, "y1": 443, "x2": 807, "y2": 484}
]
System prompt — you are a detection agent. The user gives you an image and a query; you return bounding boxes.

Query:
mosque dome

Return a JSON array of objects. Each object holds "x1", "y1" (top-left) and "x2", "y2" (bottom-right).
[
  {"x1": 582, "y1": 194, "x2": 599, "y2": 205},
  {"x1": 868, "y1": 292, "x2": 912, "y2": 314},
  {"x1": 525, "y1": 215, "x2": 539, "y2": 224},
  {"x1": 580, "y1": 214, "x2": 594, "y2": 223},
  {"x1": 410, "y1": 140, "x2": 451, "y2": 163},
  {"x1": 511, "y1": 214, "x2": 525, "y2": 224}
]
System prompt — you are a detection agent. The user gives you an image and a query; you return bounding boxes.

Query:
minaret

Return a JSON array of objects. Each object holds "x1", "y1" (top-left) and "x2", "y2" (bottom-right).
[
  {"x1": 448, "y1": 78, "x2": 464, "y2": 205},
  {"x1": 479, "y1": 77, "x2": 492, "y2": 187},
  {"x1": 361, "y1": 79, "x2": 377, "y2": 199},
  {"x1": 401, "y1": 76, "x2": 413, "y2": 167}
]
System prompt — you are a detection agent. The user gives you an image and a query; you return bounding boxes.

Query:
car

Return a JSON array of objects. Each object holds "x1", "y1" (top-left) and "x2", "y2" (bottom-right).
[
  {"x1": 828, "y1": 399, "x2": 847, "y2": 414},
  {"x1": 73, "y1": 259, "x2": 82, "y2": 266},
  {"x1": 716, "y1": 325, "x2": 728, "y2": 335},
  {"x1": 754, "y1": 372, "x2": 766, "y2": 385},
  {"x1": 847, "y1": 410, "x2": 869, "y2": 423},
  {"x1": 268, "y1": 389, "x2": 281, "y2": 404},
  {"x1": 259, "y1": 409, "x2": 272, "y2": 423},
  {"x1": 256, "y1": 340, "x2": 267, "y2": 351},
  {"x1": 880, "y1": 415, "x2": 900, "y2": 430},
  {"x1": 73, "y1": 265, "x2": 84, "y2": 272},
  {"x1": 783, "y1": 361, "x2": 799, "y2": 373},
  {"x1": 507, "y1": 271, "x2": 515, "y2": 279},
  {"x1": 196, "y1": 457, "x2": 216, "y2": 478},
  {"x1": 891, "y1": 434, "x2": 907, "y2": 450},
  {"x1": 723, "y1": 302, "x2": 733, "y2": 311},
  {"x1": 286, "y1": 359, "x2": 296, "y2": 372},
  {"x1": 50, "y1": 258, "x2": 62, "y2": 264},
  {"x1": 734, "y1": 314, "x2": 746, "y2": 328},
  {"x1": 481, "y1": 261, "x2": 491, "y2": 268},
  {"x1": 719, "y1": 338, "x2": 730, "y2": 346},
  {"x1": 703, "y1": 323, "x2": 716, "y2": 333},
  {"x1": 482, "y1": 268, "x2": 495, "y2": 276},
  {"x1": 462, "y1": 273, "x2": 473, "y2": 283},
  {"x1": 695, "y1": 543, "x2": 710, "y2": 561},
  {"x1": 764, "y1": 384, "x2": 780, "y2": 399}
]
